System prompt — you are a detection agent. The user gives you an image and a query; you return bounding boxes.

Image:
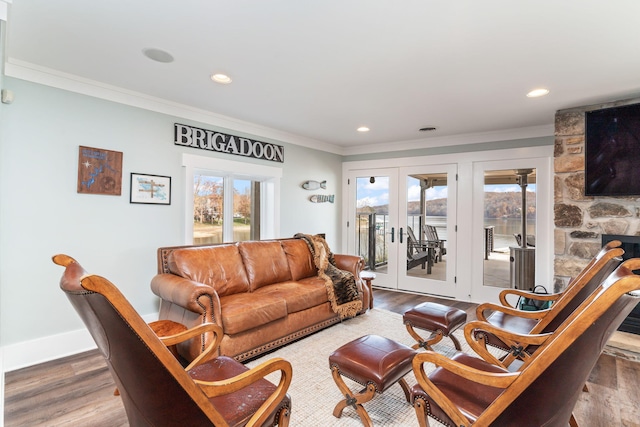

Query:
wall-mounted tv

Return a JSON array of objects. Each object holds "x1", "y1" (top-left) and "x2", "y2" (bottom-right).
[{"x1": 585, "y1": 102, "x2": 640, "y2": 196}]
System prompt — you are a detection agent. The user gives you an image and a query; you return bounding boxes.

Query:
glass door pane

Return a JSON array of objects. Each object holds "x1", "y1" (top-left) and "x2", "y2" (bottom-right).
[
  {"x1": 233, "y1": 179, "x2": 252, "y2": 241},
  {"x1": 483, "y1": 169, "x2": 536, "y2": 288},
  {"x1": 405, "y1": 174, "x2": 448, "y2": 281},
  {"x1": 399, "y1": 165, "x2": 456, "y2": 297},
  {"x1": 350, "y1": 170, "x2": 399, "y2": 290},
  {"x1": 356, "y1": 176, "x2": 390, "y2": 273}
]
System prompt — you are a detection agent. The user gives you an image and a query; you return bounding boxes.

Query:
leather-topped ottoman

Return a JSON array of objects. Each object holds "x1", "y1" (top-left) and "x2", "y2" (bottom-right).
[
  {"x1": 328, "y1": 334, "x2": 417, "y2": 426},
  {"x1": 403, "y1": 302, "x2": 467, "y2": 351}
]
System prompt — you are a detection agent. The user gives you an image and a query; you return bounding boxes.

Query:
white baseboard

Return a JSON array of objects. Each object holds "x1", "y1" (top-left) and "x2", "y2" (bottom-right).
[
  {"x1": 1, "y1": 347, "x2": 5, "y2": 427},
  {"x1": 1, "y1": 312, "x2": 158, "y2": 373}
]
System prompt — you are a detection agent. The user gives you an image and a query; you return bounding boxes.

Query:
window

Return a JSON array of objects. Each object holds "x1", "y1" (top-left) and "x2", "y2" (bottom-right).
[{"x1": 183, "y1": 154, "x2": 281, "y2": 243}]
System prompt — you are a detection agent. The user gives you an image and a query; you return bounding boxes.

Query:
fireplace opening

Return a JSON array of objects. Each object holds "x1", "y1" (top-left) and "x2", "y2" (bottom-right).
[{"x1": 602, "y1": 234, "x2": 640, "y2": 335}]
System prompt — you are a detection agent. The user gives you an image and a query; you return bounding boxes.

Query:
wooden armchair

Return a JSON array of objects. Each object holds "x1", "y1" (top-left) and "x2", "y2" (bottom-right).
[
  {"x1": 406, "y1": 226, "x2": 432, "y2": 271},
  {"x1": 411, "y1": 257, "x2": 640, "y2": 427},
  {"x1": 53, "y1": 254, "x2": 292, "y2": 427},
  {"x1": 424, "y1": 224, "x2": 446, "y2": 262},
  {"x1": 471, "y1": 240, "x2": 623, "y2": 367}
]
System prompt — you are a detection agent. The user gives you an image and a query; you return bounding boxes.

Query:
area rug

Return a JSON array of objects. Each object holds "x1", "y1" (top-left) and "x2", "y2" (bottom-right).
[{"x1": 246, "y1": 308, "x2": 488, "y2": 427}]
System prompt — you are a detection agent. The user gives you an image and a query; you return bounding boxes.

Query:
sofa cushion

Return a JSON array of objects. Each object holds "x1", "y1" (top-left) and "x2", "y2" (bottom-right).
[
  {"x1": 281, "y1": 239, "x2": 317, "y2": 281},
  {"x1": 253, "y1": 278, "x2": 328, "y2": 314},
  {"x1": 219, "y1": 293, "x2": 287, "y2": 335},
  {"x1": 238, "y1": 241, "x2": 292, "y2": 291},
  {"x1": 168, "y1": 245, "x2": 250, "y2": 297}
]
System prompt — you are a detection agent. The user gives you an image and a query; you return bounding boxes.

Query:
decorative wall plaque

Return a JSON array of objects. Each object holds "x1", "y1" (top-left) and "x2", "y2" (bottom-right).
[
  {"x1": 174, "y1": 123, "x2": 284, "y2": 163},
  {"x1": 77, "y1": 146, "x2": 123, "y2": 195},
  {"x1": 130, "y1": 173, "x2": 171, "y2": 205}
]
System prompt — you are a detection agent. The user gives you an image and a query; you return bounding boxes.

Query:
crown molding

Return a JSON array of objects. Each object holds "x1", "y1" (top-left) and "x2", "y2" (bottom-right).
[
  {"x1": 4, "y1": 58, "x2": 556, "y2": 158},
  {"x1": 4, "y1": 58, "x2": 345, "y2": 155},
  {"x1": 342, "y1": 124, "x2": 555, "y2": 156}
]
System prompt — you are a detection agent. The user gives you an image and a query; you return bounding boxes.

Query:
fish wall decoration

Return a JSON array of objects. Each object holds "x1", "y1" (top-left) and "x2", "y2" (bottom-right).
[
  {"x1": 310, "y1": 194, "x2": 334, "y2": 203},
  {"x1": 302, "y1": 180, "x2": 327, "y2": 190}
]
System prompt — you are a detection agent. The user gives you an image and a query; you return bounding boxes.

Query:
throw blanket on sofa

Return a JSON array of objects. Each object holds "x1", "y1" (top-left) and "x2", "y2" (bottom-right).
[{"x1": 294, "y1": 233, "x2": 362, "y2": 319}]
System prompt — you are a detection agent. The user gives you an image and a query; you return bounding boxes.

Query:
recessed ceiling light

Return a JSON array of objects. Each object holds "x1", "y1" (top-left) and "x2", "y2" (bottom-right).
[
  {"x1": 419, "y1": 126, "x2": 437, "y2": 132},
  {"x1": 211, "y1": 73, "x2": 232, "y2": 84},
  {"x1": 526, "y1": 88, "x2": 550, "y2": 98},
  {"x1": 142, "y1": 48, "x2": 174, "y2": 63},
  {"x1": 357, "y1": 126, "x2": 370, "y2": 132}
]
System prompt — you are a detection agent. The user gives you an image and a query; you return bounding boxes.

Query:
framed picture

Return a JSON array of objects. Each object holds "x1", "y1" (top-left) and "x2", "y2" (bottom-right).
[
  {"x1": 130, "y1": 173, "x2": 171, "y2": 205},
  {"x1": 77, "y1": 146, "x2": 123, "y2": 195}
]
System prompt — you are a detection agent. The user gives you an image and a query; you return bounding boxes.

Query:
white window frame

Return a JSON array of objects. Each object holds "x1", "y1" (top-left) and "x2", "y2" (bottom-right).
[{"x1": 182, "y1": 153, "x2": 282, "y2": 243}]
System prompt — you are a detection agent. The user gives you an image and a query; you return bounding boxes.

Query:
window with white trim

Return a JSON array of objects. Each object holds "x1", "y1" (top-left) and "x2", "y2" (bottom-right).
[{"x1": 183, "y1": 154, "x2": 281, "y2": 243}]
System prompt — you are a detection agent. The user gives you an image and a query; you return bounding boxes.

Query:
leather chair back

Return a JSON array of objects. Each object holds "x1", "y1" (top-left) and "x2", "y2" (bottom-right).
[{"x1": 57, "y1": 255, "x2": 228, "y2": 426}]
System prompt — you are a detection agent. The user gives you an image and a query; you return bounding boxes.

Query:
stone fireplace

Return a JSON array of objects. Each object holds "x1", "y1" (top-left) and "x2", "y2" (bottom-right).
[{"x1": 554, "y1": 97, "x2": 640, "y2": 334}]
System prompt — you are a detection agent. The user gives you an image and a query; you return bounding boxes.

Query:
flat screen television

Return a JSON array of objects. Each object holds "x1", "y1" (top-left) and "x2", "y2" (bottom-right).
[{"x1": 585, "y1": 102, "x2": 640, "y2": 196}]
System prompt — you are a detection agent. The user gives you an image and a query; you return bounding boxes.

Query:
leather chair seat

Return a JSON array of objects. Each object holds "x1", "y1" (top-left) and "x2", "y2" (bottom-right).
[
  {"x1": 189, "y1": 356, "x2": 292, "y2": 427},
  {"x1": 410, "y1": 352, "x2": 506, "y2": 425}
]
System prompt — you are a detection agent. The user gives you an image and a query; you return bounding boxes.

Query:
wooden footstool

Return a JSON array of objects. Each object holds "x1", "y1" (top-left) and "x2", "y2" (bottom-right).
[
  {"x1": 403, "y1": 302, "x2": 467, "y2": 351},
  {"x1": 329, "y1": 335, "x2": 417, "y2": 426}
]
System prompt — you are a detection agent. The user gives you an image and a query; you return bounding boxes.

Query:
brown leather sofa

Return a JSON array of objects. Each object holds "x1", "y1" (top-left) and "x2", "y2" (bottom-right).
[{"x1": 151, "y1": 238, "x2": 372, "y2": 362}]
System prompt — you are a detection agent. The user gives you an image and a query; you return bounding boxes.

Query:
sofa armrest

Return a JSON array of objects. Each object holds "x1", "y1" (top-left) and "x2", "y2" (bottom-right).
[
  {"x1": 150, "y1": 273, "x2": 223, "y2": 325},
  {"x1": 333, "y1": 254, "x2": 364, "y2": 278},
  {"x1": 333, "y1": 254, "x2": 370, "y2": 312}
]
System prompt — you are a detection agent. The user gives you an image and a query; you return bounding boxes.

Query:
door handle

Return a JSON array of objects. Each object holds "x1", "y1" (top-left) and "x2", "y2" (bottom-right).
[
  {"x1": 399, "y1": 227, "x2": 403, "y2": 244},
  {"x1": 390, "y1": 227, "x2": 395, "y2": 243}
]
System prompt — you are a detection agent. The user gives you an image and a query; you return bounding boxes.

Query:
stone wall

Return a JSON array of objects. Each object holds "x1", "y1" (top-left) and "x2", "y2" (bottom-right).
[{"x1": 554, "y1": 97, "x2": 640, "y2": 288}]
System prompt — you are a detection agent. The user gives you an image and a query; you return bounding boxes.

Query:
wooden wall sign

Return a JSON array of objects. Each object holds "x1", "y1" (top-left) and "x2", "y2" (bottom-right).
[{"x1": 77, "y1": 146, "x2": 123, "y2": 195}]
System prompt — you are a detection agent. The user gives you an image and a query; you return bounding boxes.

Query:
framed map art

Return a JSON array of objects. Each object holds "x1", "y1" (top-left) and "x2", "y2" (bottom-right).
[
  {"x1": 77, "y1": 146, "x2": 123, "y2": 195},
  {"x1": 130, "y1": 173, "x2": 171, "y2": 205}
]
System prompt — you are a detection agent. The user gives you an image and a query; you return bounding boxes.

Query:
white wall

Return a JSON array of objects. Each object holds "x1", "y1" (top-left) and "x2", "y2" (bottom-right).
[{"x1": 0, "y1": 77, "x2": 342, "y2": 370}]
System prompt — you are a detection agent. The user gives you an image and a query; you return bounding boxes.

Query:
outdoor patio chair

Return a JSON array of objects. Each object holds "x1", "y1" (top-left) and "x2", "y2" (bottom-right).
[
  {"x1": 53, "y1": 254, "x2": 292, "y2": 427},
  {"x1": 423, "y1": 224, "x2": 446, "y2": 262},
  {"x1": 406, "y1": 226, "x2": 433, "y2": 271},
  {"x1": 470, "y1": 240, "x2": 623, "y2": 368},
  {"x1": 411, "y1": 257, "x2": 640, "y2": 427}
]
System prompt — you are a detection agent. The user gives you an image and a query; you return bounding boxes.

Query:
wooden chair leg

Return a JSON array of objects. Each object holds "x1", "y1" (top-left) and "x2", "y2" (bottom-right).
[
  {"x1": 277, "y1": 406, "x2": 290, "y2": 427},
  {"x1": 406, "y1": 323, "x2": 444, "y2": 351},
  {"x1": 569, "y1": 413, "x2": 580, "y2": 427},
  {"x1": 449, "y1": 332, "x2": 463, "y2": 351},
  {"x1": 331, "y1": 366, "x2": 376, "y2": 427},
  {"x1": 398, "y1": 378, "x2": 412, "y2": 403},
  {"x1": 414, "y1": 397, "x2": 432, "y2": 427}
]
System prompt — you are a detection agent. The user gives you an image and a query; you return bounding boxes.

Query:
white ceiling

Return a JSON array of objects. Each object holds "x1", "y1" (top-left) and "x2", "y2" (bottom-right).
[{"x1": 4, "y1": 0, "x2": 640, "y2": 155}]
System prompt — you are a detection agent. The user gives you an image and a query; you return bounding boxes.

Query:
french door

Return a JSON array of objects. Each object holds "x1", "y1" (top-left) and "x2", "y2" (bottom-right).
[
  {"x1": 347, "y1": 164, "x2": 457, "y2": 297},
  {"x1": 347, "y1": 168, "x2": 399, "y2": 289},
  {"x1": 399, "y1": 164, "x2": 457, "y2": 297},
  {"x1": 470, "y1": 157, "x2": 552, "y2": 303}
]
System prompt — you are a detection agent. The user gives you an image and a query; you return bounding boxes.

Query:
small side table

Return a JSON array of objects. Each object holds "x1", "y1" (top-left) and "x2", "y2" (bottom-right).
[{"x1": 360, "y1": 271, "x2": 376, "y2": 309}]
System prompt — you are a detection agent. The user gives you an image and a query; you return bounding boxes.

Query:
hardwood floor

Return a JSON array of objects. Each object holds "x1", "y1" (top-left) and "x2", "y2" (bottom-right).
[{"x1": 4, "y1": 288, "x2": 640, "y2": 426}]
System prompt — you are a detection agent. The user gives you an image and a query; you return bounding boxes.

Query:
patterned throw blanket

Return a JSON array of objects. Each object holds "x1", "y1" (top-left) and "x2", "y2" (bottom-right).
[{"x1": 294, "y1": 233, "x2": 362, "y2": 319}]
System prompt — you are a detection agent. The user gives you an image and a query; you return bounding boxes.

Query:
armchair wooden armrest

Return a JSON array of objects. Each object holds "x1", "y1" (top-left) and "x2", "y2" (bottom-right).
[
  {"x1": 476, "y1": 301, "x2": 551, "y2": 322},
  {"x1": 412, "y1": 351, "x2": 518, "y2": 427},
  {"x1": 464, "y1": 320, "x2": 552, "y2": 368},
  {"x1": 195, "y1": 357, "x2": 293, "y2": 427},
  {"x1": 154, "y1": 322, "x2": 224, "y2": 371},
  {"x1": 498, "y1": 288, "x2": 561, "y2": 309}
]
